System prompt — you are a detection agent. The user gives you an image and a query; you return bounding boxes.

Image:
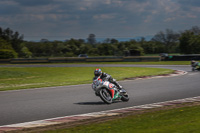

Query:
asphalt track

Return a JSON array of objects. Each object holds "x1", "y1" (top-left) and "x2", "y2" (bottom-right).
[{"x1": 0, "y1": 64, "x2": 200, "y2": 126}]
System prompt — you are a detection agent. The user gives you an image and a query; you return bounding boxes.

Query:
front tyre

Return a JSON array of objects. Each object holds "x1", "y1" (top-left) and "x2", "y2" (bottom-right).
[
  {"x1": 192, "y1": 67, "x2": 195, "y2": 71},
  {"x1": 99, "y1": 89, "x2": 112, "y2": 104},
  {"x1": 121, "y1": 93, "x2": 129, "y2": 101},
  {"x1": 120, "y1": 89, "x2": 129, "y2": 102}
]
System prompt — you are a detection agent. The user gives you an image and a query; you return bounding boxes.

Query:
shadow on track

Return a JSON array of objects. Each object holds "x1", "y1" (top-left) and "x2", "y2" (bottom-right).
[
  {"x1": 74, "y1": 101, "x2": 106, "y2": 105},
  {"x1": 75, "y1": 100, "x2": 122, "y2": 105}
]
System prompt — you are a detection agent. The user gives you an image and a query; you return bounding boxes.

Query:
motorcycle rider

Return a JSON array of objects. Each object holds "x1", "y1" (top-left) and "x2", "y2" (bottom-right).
[
  {"x1": 191, "y1": 60, "x2": 200, "y2": 70},
  {"x1": 94, "y1": 68, "x2": 123, "y2": 90}
]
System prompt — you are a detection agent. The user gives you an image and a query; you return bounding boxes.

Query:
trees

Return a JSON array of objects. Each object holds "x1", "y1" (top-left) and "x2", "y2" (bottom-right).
[
  {"x1": 152, "y1": 29, "x2": 180, "y2": 53},
  {"x1": 0, "y1": 49, "x2": 18, "y2": 59},
  {"x1": 0, "y1": 38, "x2": 18, "y2": 59},
  {"x1": 0, "y1": 27, "x2": 25, "y2": 58},
  {"x1": 179, "y1": 26, "x2": 200, "y2": 54},
  {"x1": 179, "y1": 30, "x2": 200, "y2": 54},
  {"x1": 0, "y1": 27, "x2": 24, "y2": 54},
  {"x1": 97, "y1": 43, "x2": 117, "y2": 56},
  {"x1": 189, "y1": 35, "x2": 200, "y2": 54},
  {"x1": 179, "y1": 31, "x2": 193, "y2": 54},
  {"x1": 2, "y1": 26, "x2": 200, "y2": 58},
  {"x1": 190, "y1": 26, "x2": 200, "y2": 35},
  {"x1": 87, "y1": 34, "x2": 96, "y2": 46}
]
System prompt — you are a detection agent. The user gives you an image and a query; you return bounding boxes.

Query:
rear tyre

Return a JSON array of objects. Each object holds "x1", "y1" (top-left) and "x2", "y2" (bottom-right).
[{"x1": 99, "y1": 89, "x2": 112, "y2": 104}]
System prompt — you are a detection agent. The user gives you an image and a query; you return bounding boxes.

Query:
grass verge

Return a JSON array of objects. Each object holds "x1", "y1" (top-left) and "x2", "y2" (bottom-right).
[
  {"x1": 43, "y1": 103, "x2": 200, "y2": 133},
  {"x1": 0, "y1": 67, "x2": 174, "y2": 91},
  {"x1": 0, "y1": 61, "x2": 191, "y2": 65},
  {"x1": 76, "y1": 61, "x2": 191, "y2": 65}
]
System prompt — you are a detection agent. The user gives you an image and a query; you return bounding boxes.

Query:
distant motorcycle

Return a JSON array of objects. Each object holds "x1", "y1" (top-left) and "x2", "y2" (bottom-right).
[
  {"x1": 92, "y1": 76, "x2": 129, "y2": 104},
  {"x1": 191, "y1": 61, "x2": 200, "y2": 71},
  {"x1": 192, "y1": 66, "x2": 200, "y2": 71}
]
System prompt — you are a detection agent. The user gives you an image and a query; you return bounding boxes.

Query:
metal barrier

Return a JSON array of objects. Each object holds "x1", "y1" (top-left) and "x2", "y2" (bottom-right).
[
  {"x1": 0, "y1": 56, "x2": 160, "y2": 64},
  {"x1": 10, "y1": 58, "x2": 49, "y2": 63},
  {"x1": 86, "y1": 57, "x2": 123, "y2": 62},
  {"x1": 123, "y1": 56, "x2": 160, "y2": 62},
  {"x1": 161, "y1": 55, "x2": 200, "y2": 61},
  {"x1": 49, "y1": 57, "x2": 86, "y2": 63}
]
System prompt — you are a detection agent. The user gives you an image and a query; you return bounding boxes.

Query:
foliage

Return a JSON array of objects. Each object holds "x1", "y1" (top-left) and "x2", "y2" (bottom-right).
[
  {"x1": 0, "y1": 27, "x2": 28, "y2": 58},
  {"x1": 0, "y1": 38, "x2": 13, "y2": 50},
  {"x1": 0, "y1": 38, "x2": 19, "y2": 58},
  {"x1": 152, "y1": 29, "x2": 180, "y2": 53},
  {"x1": 87, "y1": 33, "x2": 96, "y2": 45},
  {"x1": 20, "y1": 46, "x2": 32, "y2": 58},
  {"x1": 0, "y1": 49, "x2": 18, "y2": 59},
  {"x1": 179, "y1": 30, "x2": 200, "y2": 54},
  {"x1": 1, "y1": 26, "x2": 200, "y2": 58},
  {"x1": 0, "y1": 27, "x2": 24, "y2": 54}
]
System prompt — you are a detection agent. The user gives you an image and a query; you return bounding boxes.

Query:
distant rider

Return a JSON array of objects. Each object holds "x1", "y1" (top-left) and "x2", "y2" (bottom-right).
[
  {"x1": 191, "y1": 60, "x2": 200, "y2": 70},
  {"x1": 94, "y1": 68, "x2": 123, "y2": 90}
]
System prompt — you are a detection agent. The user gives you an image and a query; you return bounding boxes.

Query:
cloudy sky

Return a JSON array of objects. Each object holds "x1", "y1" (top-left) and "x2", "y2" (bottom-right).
[{"x1": 0, "y1": 0, "x2": 200, "y2": 41}]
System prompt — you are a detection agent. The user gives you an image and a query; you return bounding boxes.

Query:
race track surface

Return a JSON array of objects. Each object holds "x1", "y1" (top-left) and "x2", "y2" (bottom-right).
[{"x1": 0, "y1": 64, "x2": 199, "y2": 126}]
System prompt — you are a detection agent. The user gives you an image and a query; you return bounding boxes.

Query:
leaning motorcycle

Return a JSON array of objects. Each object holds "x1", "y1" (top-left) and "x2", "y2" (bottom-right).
[
  {"x1": 191, "y1": 62, "x2": 200, "y2": 71},
  {"x1": 92, "y1": 76, "x2": 129, "y2": 104},
  {"x1": 192, "y1": 66, "x2": 200, "y2": 71}
]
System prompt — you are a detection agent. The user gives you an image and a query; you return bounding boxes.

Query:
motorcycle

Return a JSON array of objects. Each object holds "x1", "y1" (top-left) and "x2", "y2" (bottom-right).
[
  {"x1": 92, "y1": 76, "x2": 129, "y2": 104},
  {"x1": 191, "y1": 62, "x2": 200, "y2": 71},
  {"x1": 192, "y1": 66, "x2": 200, "y2": 71}
]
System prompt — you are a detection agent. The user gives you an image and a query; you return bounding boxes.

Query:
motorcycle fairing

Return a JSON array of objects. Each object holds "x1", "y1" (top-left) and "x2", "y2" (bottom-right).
[
  {"x1": 103, "y1": 81, "x2": 114, "y2": 98},
  {"x1": 109, "y1": 89, "x2": 115, "y2": 98}
]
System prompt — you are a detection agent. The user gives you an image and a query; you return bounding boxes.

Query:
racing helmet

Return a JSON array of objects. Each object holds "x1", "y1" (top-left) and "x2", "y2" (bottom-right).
[{"x1": 94, "y1": 68, "x2": 102, "y2": 76}]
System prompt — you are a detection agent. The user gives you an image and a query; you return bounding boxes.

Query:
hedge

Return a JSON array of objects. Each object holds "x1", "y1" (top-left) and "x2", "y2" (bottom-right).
[{"x1": 0, "y1": 49, "x2": 18, "y2": 59}]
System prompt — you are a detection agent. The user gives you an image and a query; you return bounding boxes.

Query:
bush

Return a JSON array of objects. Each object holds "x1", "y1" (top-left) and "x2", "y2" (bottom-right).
[
  {"x1": 20, "y1": 46, "x2": 32, "y2": 58},
  {"x1": 0, "y1": 49, "x2": 18, "y2": 59},
  {"x1": 65, "y1": 52, "x2": 75, "y2": 57}
]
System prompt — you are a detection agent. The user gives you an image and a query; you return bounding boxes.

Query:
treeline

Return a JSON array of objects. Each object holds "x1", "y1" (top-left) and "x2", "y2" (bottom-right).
[{"x1": 0, "y1": 26, "x2": 200, "y2": 59}]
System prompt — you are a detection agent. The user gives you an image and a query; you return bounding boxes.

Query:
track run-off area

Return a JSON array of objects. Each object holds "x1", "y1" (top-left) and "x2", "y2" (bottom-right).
[{"x1": 0, "y1": 64, "x2": 200, "y2": 131}]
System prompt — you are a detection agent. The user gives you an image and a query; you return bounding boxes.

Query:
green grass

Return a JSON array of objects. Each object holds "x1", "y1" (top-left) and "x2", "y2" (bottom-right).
[
  {"x1": 0, "y1": 61, "x2": 191, "y2": 65},
  {"x1": 0, "y1": 67, "x2": 174, "y2": 91},
  {"x1": 83, "y1": 61, "x2": 191, "y2": 65},
  {"x1": 44, "y1": 105, "x2": 200, "y2": 133}
]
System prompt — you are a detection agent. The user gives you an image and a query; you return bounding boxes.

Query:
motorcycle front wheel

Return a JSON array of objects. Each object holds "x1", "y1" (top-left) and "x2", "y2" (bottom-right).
[
  {"x1": 120, "y1": 89, "x2": 129, "y2": 102},
  {"x1": 192, "y1": 67, "x2": 195, "y2": 71},
  {"x1": 99, "y1": 89, "x2": 112, "y2": 104}
]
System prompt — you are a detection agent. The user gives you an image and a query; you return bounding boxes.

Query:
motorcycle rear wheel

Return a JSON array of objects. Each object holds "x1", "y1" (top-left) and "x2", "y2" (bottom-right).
[{"x1": 99, "y1": 89, "x2": 112, "y2": 104}]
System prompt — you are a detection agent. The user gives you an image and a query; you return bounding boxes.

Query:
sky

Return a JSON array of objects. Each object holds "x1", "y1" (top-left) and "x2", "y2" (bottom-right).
[{"x1": 0, "y1": 0, "x2": 200, "y2": 41}]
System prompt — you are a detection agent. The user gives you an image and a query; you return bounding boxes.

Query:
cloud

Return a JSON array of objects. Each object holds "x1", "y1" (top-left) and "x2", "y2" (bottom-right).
[
  {"x1": 0, "y1": 0, "x2": 200, "y2": 40},
  {"x1": 93, "y1": 14, "x2": 116, "y2": 20},
  {"x1": 0, "y1": 0, "x2": 20, "y2": 15},
  {"x1": 177, "y1": 0, "x2": 200, "y2": 7},
  {"x1": 14, "y1": 0, "x2": 54, "y2": 6}
]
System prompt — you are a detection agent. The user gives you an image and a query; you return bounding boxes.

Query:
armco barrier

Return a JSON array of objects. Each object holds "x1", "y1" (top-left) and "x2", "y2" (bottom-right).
[
  {"x1": 10, "y1": 58, "x2": 49, "y2": 63},
  {"x1": 162, "y1": 55, "x2": 200, "y2": 61},
  {"x1": 49, "y1": 57, "x2": 86, "y2": 63},
  {"x1": 86, "y1": 57, "x2": 123, "y2": 62},
  {"x1": 0, "y1": 56, "x2": 160, "y2": 64},
  {"x1": 0, "y1": 59, "x2": 11, "y2": 63},
  {"x1": 123, "y1": 56, "x2": 160, "y2": 62}
]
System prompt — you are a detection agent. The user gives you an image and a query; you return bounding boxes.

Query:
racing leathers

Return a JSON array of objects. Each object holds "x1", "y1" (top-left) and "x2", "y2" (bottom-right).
[{"x1": 99, "y1": 72, "x2": 122, "y2": 90}]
